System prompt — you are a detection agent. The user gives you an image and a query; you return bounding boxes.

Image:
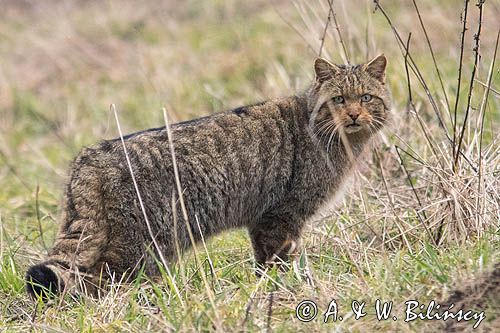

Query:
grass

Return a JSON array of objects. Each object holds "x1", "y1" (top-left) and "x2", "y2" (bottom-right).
[{"x1": 0, "y1": 0, "x2": 499, "y2": 331}]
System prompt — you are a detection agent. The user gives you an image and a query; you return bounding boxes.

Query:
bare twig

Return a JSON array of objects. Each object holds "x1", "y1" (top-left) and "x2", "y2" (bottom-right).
[
  {"x1": 266, "y1": 292, "x2": 274, "y2": 333},
  {"x1": 395, "y1": 146, "x2": 436, "y2": 246},
  {"x1": 398, "y1": 32, "x2": 445, "y2": 242},
  {"x1": 404, "y1": 33, "x2": 414, "y2": 103},
  {"x1": 452, "y1": 0, "x2": 470, "y2": 162},
  {"x1": 270, "y1": 0, "x2": 317, "y2": 56},
  {"x1": 454, "y1": 0, "x2": 484, "y2": 169},
  {"x1": 403, "y1": 33, "x2": 446, "y2": 170},
  {"x1": 475, "y1": 79, "x2": 500, "y2": 97},
  {"x1": 374, "y1": 149, "x2": 413, "y2": 253},
  {"x1": 318, "y1": 0, "x2": 333, "y2": 57},
  {"x1": 373, "y1": 0, "x2": 451, "y2": 144},
  {"x1": 327, "y1": 0, "x2": 350, "y2": 64},
  {"x1": 412, "y1": 0, "x2": 451, "y2": 115}
]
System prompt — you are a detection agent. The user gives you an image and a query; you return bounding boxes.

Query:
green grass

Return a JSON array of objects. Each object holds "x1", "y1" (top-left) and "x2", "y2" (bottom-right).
[{"x1": 0, "y1": 0, "x2": 499, "y2": 331}]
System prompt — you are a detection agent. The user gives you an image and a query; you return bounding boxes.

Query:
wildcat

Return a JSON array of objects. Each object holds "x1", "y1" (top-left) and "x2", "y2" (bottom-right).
[{"x1": 26, "y1": 55, "x2": 390, "y2": 299}]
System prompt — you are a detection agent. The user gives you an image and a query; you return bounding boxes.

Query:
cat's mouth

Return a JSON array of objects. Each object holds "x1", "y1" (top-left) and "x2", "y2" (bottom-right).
[{"x1": 344, "y1": 123, "x2": 363, "y2": 133}]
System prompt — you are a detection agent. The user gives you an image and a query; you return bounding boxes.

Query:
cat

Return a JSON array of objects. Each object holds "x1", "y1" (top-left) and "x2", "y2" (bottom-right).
[{"x1": 26, "y1": 55, "x2": 390, "y2": 299}]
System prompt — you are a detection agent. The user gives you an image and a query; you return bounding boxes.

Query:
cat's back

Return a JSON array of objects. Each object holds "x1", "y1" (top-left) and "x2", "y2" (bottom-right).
[
  {"x1": 68, "y1": 96, "x2": 304, "y2": 199},
  {"x1": 79, "y1": 97, "x2": 301, "y2": 167}
]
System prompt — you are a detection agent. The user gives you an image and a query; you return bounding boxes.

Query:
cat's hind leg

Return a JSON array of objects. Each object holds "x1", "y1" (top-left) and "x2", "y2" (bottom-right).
[{"x1": 27, "y1": 154, "x2": 120, "y2": 300}]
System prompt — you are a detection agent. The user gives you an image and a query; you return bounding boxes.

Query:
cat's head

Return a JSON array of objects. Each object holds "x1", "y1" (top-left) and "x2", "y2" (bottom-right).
[{"x1": 307, "y1": 55, "x2": 391, "y2": 143}]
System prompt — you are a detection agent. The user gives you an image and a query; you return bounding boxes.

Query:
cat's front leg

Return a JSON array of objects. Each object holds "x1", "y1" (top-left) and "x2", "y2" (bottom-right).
[{"x1": 248, "y1": 215, "x2": 303, "y2": 275}]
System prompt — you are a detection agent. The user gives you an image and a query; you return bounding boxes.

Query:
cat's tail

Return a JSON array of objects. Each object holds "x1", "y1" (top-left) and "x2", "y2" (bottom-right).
[
  {"x1": 26, "y1": 146, "x2": 143, "y2": 301},
  {"x1": 25, "y1": 224, "x2": 110, "y2": 301},
  {"x1": 25, "y1": 259, "x2": 68, "y2": 301},
  {"x1": 26, "y1": 149, "x2": 114, "y2": 301},
  {"x1": 26, "y1": 239, "x2": 107, "y2": 301}
]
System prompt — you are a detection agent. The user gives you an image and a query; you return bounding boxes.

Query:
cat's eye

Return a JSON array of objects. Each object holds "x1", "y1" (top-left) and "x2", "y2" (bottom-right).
[
  {"x1": 332, "y1": 96, "x2": 345, "y2": 104},
  {"x1": 361, "y1": 94, "x2": 372, "y2": 102}
]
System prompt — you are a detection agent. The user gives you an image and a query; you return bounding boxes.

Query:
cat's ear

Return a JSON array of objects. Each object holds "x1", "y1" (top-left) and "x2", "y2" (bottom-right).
[
  {"x1": 314, "y1": 58, "x2": 338, "y2": 83},
  {"x1": 365, "y1": 54, "x2": 387, "y2": 82}
]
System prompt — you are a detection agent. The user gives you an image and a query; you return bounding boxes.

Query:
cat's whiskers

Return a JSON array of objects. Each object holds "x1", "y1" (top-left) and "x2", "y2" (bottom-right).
[
  {"x1": 313, "y1": 119, "x2": 331, "y2": 135},
  {"x1": 319, "y1": 123, "x2": 337, "y2": 144},
  {"x1": 327, "y1": 122, "x2": 343, "y2": 154},
  {"x1": 366, "y1": 122, "x2": 377, "y2": 137},
  {"x1": 314, "y1": 119, "x2": 337, "y2": 143},
  {"x1": 313, "y1": 119, "x2": 335, "y2": 136},
  {"x1": 335, "y1": 123, "x2": 346, "y2": 150},
  {"x1": 370, "y1": 117, "x2": 385, "y2": 131}
]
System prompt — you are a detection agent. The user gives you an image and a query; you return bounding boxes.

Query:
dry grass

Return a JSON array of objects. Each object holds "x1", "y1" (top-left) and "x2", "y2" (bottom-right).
[{"x1": 0, "y1": 0, "x2": 499, "y2": 332}]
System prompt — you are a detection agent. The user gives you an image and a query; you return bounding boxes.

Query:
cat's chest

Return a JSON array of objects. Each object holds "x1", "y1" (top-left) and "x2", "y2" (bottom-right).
[
  {"x1": 310, "y1": 150, "x2": 365, "y2": 219},
  {"x1": 309, "y1": 171, "x2": 354, "y2": 221},
  {"x1": 288, "y1": 140, "x2": 355, "y2": 218}
]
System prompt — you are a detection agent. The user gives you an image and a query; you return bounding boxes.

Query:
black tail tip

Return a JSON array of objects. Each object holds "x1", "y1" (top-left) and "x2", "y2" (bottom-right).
[{"x1": 26, "y1": 264, "x2": 63, "y2": 301}]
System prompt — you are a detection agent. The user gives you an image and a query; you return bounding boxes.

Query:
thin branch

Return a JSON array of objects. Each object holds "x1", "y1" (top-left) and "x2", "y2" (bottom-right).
[
  {"x1": 452, "y1": 0, "x2": 470, "y2": 161},
  {"x1": 266, "y1": 292, "x2": 274, "y2": 333},
  {"x1": 374, "y1": 149, "x2": 413, "y2": 253},
  {"x1": 401, "y1": 33, "x2": 435, "y2": 243},
  {"x1": 328, "y1": 0, "x2": 350, "y2": 64},
  {"x1": 403, "y1": 33, "x2": 446, "y2": 170},
  {"x1": 404, "y1": 33, "x2": 414, "y2": 103},
  {"x1": 373, "y1": 0, "x2": 451, "y2": 144},
  {"x1": 412, "y1": 0, "x2": 451, "y2": 115},
  {"x1": 454, "y1": 0, "x2": 484, "y2": 168},
  {"x1": 395, "y1": 146, "x2": 436, "y2": 246},
  {"x1": 318, "y1": 0, "x2": 333, "y2": 57},
  {"x1": 475, "y1": 79, "x2": 500, "y2": 97},
  {"x1": 271, "y1": 0, "x2": 317, "y2": 56},
  {"x1": 373, "y1": 0, "x2": 479, "y2": 172}
]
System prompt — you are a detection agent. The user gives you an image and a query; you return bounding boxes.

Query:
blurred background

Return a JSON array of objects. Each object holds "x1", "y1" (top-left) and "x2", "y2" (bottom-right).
[{"x1": 0, "y1": 0, "x2": 499, "y2": 331}]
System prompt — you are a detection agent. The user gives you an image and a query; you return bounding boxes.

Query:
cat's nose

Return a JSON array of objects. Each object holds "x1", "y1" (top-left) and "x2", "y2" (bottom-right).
[{"x1": 348, "y1": 112, "x2": 359, "y2": 121}]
